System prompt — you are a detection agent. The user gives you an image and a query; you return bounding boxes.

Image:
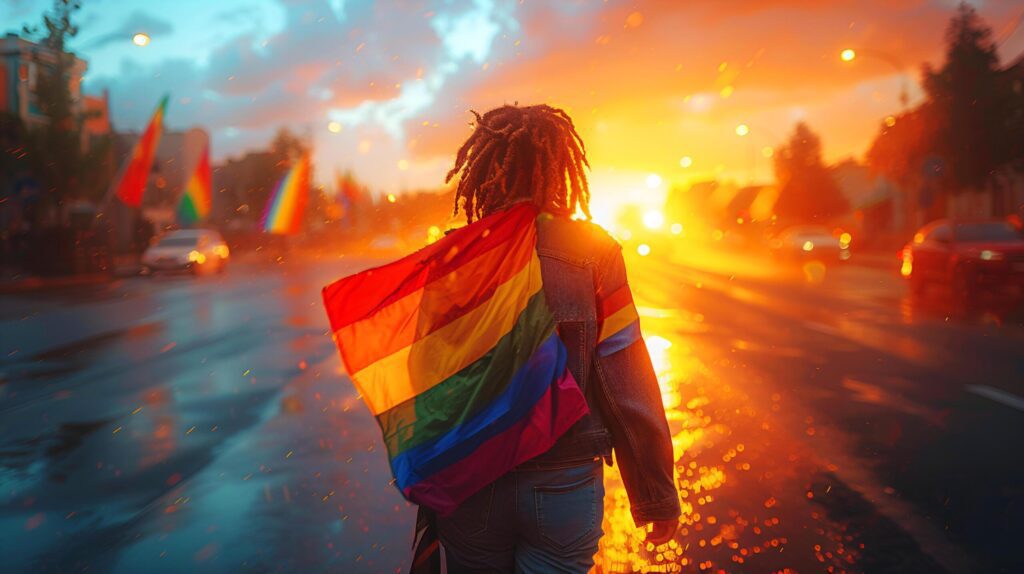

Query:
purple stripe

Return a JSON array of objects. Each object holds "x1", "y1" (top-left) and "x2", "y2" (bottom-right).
[
  {"x1": 596, "y1": 320, "x2": 641, "y2": 357},
  {"x1": 403, "y1": 369, "x2": 588, "y2": 515},
  {"x1": 391, "y1": 333, "x2": 563, "y2": 491}
]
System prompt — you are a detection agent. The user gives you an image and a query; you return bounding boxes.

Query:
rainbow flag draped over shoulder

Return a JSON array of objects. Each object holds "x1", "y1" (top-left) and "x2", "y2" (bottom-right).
[
  {"x1": 177, "y1": 143, "x2": 212, "y2": 224},
  {"x1": 114, "y1": 96, "x2": 169, "y2": 207},
  {"x1": 262, "y1": 154, "x2": 310, "y2": 234},
  {"x1": 322, "y1": 203, "x2": 589, "y2": 514}
]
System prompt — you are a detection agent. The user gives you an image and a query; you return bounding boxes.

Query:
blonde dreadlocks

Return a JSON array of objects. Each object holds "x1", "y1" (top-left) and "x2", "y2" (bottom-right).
[{"x1": 447, "y1": 104, "x2": 590, "y2": 222}]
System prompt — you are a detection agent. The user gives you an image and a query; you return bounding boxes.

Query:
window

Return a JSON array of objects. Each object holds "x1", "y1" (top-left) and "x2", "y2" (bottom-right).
[
  {"x1": 927, "y1": 224, "x2": 952, "y2": 243},
  {"x1": 954, "y1": 222, "x2": 1022, "y2": 243}
]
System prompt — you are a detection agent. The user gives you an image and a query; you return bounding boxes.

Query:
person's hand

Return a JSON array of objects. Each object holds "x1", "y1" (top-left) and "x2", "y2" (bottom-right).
[{"x1": 645, "y1": 519, "x2": 677, "y2": 545}]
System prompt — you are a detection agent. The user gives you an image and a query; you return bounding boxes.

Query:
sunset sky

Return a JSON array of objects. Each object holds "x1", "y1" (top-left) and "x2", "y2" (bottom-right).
[{"x1": 3, "y1": 0, "x2": 1024, "y2": 206}]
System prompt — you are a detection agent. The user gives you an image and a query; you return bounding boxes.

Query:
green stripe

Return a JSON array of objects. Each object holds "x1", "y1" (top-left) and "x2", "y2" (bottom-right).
[
  {"x1": 376, "y1": 290, "x2": 555, "y2": 459},
  {"x1": 178, "y1": 193, "x2": 199, "y2": 223}
]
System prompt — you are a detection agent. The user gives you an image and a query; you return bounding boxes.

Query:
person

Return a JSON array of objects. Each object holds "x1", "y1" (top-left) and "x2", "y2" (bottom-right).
[{"x1": 433, "y1": 104, "x2": 680, "y2": 573}]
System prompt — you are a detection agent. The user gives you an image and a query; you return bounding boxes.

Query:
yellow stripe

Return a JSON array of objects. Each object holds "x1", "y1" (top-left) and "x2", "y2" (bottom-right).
[
  {"x1": 598, "y1": 303, "x2": 639, "y2": 343},
  {"x1": 351, "y1": 254, "x2": 543, "y2": 415}
]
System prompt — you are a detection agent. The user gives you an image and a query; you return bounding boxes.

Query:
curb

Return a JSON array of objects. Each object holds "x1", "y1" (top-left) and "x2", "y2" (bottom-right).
[{"x1": 0, "y1": 273, "x2": 114, "y2": 295}]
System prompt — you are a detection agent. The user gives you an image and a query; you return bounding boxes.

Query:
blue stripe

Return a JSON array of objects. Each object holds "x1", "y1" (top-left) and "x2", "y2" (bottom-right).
[
  {"x1": 596, "y1": 320, "x2": 641, "y2": 357},
  {"x1": 391, "y1": 333, "x2": 567, "y2": 491}
]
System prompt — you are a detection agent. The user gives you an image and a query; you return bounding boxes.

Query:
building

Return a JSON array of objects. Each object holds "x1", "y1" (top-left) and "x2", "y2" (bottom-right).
[{"x1": 0, "y1": 32, "x2": 87, "y2": 128}]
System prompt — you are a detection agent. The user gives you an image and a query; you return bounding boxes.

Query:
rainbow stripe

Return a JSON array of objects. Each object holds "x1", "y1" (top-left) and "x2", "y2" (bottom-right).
[
  {"x1": 177, "y1": 143, "x2": 212, "y2": 224},
  {"x1": 114, "y1": 96, "x2": 168, "y2": 207},
  {"x1": 262, "y1": 154, "x2": 310, "y2": 234},
  {"x1": 597, "y1": 283, "x2": 641, "y2": 357},
  {"x1": 322, "y1": 203, "x2": 588, "y2": 515}
]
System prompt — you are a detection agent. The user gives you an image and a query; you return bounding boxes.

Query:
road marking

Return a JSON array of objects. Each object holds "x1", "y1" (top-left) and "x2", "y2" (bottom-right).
[{"x1": 967, "y1": 384, "x2": 1024, "y2": 412}]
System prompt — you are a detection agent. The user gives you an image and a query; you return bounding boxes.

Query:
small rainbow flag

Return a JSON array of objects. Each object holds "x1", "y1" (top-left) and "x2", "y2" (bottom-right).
[
  {"x1": 177, "y1": 143, "x2": 212, "y2": 224},
  {"x1": 113, "y1": 95, "x2": 168, "y2": 207},
  {"x1": 262, "y1": 154, "x2": 310, "y2": 234},
  {"x1": 322, "y1": 203, "x2": 589, "y2": 514}
]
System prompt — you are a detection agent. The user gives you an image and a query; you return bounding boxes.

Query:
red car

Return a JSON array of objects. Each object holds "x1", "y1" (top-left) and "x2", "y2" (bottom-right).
[{"x1": 901, "y1": 219, "x2": 1024, "y2": 307}]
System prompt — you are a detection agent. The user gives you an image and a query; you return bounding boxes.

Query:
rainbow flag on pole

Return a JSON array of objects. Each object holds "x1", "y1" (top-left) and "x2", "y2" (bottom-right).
[
  {"x1": 262, "y1": 154, "x2": 310, "y2": 234},
  {"x1": 177, "y1": 143, "x2": 212, "y2": 224},
  {"x1": 322, "y1": 203, "x2": 589, "y2": 514},
  {"x1": 114, "y1": 95, "x2": 168, "y2": 207}
]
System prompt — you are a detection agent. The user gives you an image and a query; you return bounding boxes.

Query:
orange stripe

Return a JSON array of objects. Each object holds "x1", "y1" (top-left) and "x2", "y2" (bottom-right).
[
  {"x1": 336, "y1": 232, "x2": 535, "y2": 373},
  {"x1": 598, "y1": 303, "x2": 639, "y2": 343},
  {"x1": 599, "y1": 284, "x2": 633, "y2": 320},
  {"x1": 346, "y1": 255, "x2": 543, "y2": 415}
]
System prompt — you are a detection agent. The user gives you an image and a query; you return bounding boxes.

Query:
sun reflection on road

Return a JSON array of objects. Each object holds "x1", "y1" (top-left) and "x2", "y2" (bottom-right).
[{"x1": 593, "y1": 282, "x2": 866, "y2": 573}]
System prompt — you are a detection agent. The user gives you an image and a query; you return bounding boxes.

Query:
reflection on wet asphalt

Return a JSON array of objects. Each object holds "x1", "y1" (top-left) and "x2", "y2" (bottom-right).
[
  {"x1": 2, "y1": 252, "x2": 1022, "y2": 573},
  {"x1": 594, "y1": 251, "x2": 1023, "y2": 574},
  {"x1": 1, "y1": 259, "x2": 414, "y2": 573}
]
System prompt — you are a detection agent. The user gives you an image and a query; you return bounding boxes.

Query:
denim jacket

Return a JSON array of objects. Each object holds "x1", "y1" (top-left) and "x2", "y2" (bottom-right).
[{"x1": 519, "y1": 214, "x2": 681, "y2": 526}]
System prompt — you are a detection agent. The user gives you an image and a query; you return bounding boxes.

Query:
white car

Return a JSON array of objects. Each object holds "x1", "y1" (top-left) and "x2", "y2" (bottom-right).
[
  {"x1": 142, "y1": 229, "x2": 230, "y2": 274},
  {"x1": 770, "y1": 225, "x2": 851, "y2": 262}
]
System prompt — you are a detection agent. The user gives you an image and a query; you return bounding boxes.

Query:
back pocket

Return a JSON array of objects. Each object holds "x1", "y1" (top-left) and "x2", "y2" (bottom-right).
[{"x1": 534, "y1": 475, "x2": 599, "y2": 550}]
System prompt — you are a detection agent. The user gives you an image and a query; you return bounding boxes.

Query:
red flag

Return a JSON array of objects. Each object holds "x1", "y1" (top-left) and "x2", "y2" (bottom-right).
[{"x1": 114, "y1": 96, "x2": 168, "y2": 207}]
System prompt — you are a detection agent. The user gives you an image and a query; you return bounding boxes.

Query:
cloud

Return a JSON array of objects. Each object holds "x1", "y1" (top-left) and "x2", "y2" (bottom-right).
[
  {"x1": 82, "y1": 0, "x2": 1024, "y2": 192},
  {"x1": 82, "y1": 10, "x2": 174, "y2": 49}
]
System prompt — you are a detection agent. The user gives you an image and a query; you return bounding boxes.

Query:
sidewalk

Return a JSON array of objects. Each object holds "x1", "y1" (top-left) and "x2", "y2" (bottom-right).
[{"x1": 0, "y1": 262, "x2": 140, "y2": 296}]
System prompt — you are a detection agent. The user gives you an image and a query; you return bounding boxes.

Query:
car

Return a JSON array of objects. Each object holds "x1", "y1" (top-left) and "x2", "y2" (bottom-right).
[
  {"x1": 901, "y1": 219, "x2": 1024, "y2": 306},
  {"x1": 142, "y1": 228, "x2": 230, "y2": 275},
  {"x1": 769, "y1": 225, "x2": 851, "y2": 262}
]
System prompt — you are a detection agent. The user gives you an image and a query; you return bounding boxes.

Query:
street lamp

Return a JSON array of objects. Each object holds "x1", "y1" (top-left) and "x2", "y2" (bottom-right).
[
  {"x1": 839, "y1": 47, "x2": 909, "y2": 108},
  {"x1": 735, "y1": 124, "x2": 750, "y2": 137}
]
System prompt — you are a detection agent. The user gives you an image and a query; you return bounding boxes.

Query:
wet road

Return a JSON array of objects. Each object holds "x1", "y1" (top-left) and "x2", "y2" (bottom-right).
[{"x1": 2, "y1": 248, "x2": 1023, "y2": 573}]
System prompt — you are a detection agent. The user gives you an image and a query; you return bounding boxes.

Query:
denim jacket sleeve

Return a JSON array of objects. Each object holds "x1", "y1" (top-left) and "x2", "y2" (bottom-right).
[{"x1": 592, "y1": 241, "x2": 681, "y2": 526}]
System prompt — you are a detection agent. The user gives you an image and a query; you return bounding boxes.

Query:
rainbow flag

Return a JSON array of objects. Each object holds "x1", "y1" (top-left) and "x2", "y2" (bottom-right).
[
  {"x1": 114, "y1": 96, "x2": 168, "y2": 207},
  {"x1": 322, "y1": 203, "x2": 589, "y2": 514},
  {"x1": 177, "y1": 143, "x2": 212, "y2": 224},
  {"x1": 262, "y1": 154, "x2": 310, "y2": 234}
]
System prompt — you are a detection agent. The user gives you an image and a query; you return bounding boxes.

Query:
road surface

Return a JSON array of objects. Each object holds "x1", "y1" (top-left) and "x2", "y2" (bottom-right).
[{"x1": 1, "y1": 247, "x2": 1022, "y2": 573}]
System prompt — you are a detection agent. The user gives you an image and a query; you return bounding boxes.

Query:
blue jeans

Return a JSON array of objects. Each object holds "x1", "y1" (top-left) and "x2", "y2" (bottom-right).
[{"x1": 436, "y1": 459, "x2": 605, "y2": 573}]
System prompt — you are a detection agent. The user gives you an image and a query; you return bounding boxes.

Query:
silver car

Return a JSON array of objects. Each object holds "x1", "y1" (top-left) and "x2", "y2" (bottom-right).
[{"x1": 142, "y1": 229, "x2": 230, "y2": 274}]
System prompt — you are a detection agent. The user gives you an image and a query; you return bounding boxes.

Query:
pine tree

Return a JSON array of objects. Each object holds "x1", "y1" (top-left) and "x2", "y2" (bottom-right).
[{"x1": 772, "y1": 123, "x2": 848, "y2": 224}]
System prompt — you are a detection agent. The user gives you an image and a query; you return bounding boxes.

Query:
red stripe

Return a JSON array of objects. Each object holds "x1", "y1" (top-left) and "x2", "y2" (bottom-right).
[
  {"x1": 335, "y1": 234, "x2": 536, "y2": 374},
  {"x1": 116, "y1": 102, "x2": 165, "y2": 207},
  {"x1": 599, "y1": 284, "x2": 633, "y2": 320},
  {"x1": 323, "y1": 203, "x2": 537, "y2": 332},
  {"x1": 403, "y1": 370, "x2": 588, "y2": 516}
]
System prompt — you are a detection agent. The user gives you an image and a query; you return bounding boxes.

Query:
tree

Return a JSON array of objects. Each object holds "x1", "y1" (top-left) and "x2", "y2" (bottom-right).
[
  {"x1": 921, "y1": 2, "x2": 1009, "y2": 194},
  {"x1": 20, "y1": 0, "x2": 112, "y2": 217},
  {"x1": 772, "y1": 122, "x2": 848, "y2": 223},
  {"x1": 868, "y1": 2, "x2": 1023, "y2": 220}
]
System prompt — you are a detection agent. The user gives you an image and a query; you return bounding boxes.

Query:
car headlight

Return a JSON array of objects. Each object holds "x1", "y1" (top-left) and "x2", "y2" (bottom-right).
[
  {"x1": 979, "y1": 250, "x2": 1003, "y2": 261},
  {"x1": 188, "y1": 250, "x2": 207, "y2": 264}
]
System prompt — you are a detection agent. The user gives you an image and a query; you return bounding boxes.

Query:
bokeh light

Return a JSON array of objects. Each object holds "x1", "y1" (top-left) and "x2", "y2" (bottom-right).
[{"x1": 643, "y1": 210, "x2": 665, "y2": 230}]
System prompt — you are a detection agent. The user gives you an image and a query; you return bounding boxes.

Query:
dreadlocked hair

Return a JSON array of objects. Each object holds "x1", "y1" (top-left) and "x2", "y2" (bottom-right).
[{"x1": 447, "y1": 104, "x2": 591, "y2": 222}]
